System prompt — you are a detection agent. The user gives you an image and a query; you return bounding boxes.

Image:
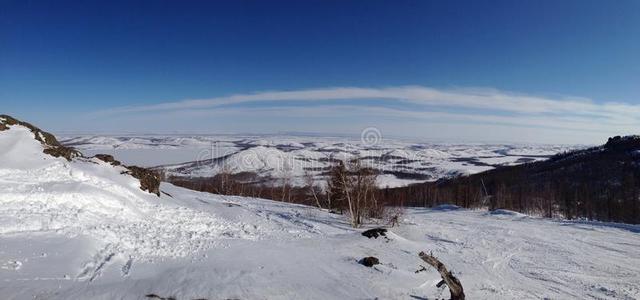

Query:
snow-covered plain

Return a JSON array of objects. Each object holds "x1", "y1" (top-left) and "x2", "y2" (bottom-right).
[
  {"x1": 2, "y1": 124, "x2": 639, "y2": 299},
  {"x1": 60, "y1": 135, "x2": 582, "y2": 188}
]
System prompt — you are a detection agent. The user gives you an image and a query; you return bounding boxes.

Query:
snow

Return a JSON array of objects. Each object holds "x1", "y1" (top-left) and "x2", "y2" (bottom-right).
[
  {"x1": 60, "y1": 134, "x2": 584, "y2": 188},
  {"x1": 2, "y1": 125, "x2": 638, "y2": 299},
  {"x1": 487, "y1": 209, "x2": 529, "y2": 219},
  {"x1": 431, "y1": 204, "x2": 462, "y2": 211},
  {"x1": 376, "y1": 174, "x2": 428, "y2": 188},
  {"x1": 0, "y1": 126, "x2": 52, "y2": 170}
]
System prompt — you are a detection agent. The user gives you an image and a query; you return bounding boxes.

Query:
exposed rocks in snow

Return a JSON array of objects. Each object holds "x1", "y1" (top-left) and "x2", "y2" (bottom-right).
[
  {"x1": 4, "y1": 117, "x2": 640, "y2": 299},
  {"x1": 94, "y1": 153, "x2": 121, "y2": 166},
  {"x1": 94, "y1": 154, "x2": 161, "y2": 196},
  {"x1": 144, "y1": 294, "x2": 177, "y2": 300},
  {"x1": 43, "y1": 146, "x2": 81, "y2": 161},
  {"x1": 0, "y1": 115, "x2": 162, "y2": 196},
  {"x1": 359, "y1": 256, "x2": 380, "y2": 267},
  {"x1": 414, "y1": 265, "x2": 428, "y2": 274},
  {"x1": 124, "y1": 166, "x2": 161, "y2": 196},
  {"x1": 362, "y1": 227, "x2": 387, "y2": 239},
  {"x1": 0, "y1": 114, "x2": 80, "y2": 161}
]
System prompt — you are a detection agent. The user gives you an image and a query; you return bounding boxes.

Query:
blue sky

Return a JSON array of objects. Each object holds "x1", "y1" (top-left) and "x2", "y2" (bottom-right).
[{"x1": 1, "y1": 0, "x2": 639, "y2": 143}]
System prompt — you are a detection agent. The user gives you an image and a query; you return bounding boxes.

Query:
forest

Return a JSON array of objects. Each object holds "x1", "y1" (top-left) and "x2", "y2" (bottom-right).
[
  {"x1": 378, "y1": 136, "x2": 640, "y2": 224},
  {"x1": 170, "y1": 136, "x2": 640, "y2": 225}
]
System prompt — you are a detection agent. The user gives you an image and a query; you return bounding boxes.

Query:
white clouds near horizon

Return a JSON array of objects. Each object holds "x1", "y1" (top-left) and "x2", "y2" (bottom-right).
[{"x1": 89, "y1": 86, "x2": 640, "y2": 144}]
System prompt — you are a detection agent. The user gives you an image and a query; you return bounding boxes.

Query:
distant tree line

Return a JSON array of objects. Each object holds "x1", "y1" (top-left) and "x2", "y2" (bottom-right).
[
  {"x1": 378, "y1": 137, "x2": 640, "y2": 224},
  {"x1": 169, "y1": 136, "x2": 640, "y2": 225}
]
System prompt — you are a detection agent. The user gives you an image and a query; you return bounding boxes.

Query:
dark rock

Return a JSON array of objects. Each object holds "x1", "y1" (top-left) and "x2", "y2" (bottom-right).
[
  {"x1": 359, "y1": 256, "x2": 380, "y2": 267},
  {"x1": 0, "y1": 114, "x2": 80, "y2": 161},
  {"x1": 125, "y1": 166, "x2": 161, "y2": 196},
  {"x1": 0, "y1": 115, "x2": 162, "y2": 197},
  {"x1": 43, "y1": 147, "x2": 81, "y2": 161},
  {"x1": 97, "y1": 155, "x2": 161, "y2": 197},
  {"x1": 362, "y1": 227, "x2": 387, "y2": 239},
  {"x1": 145, "y1": 294, "x2": 176, "y2": 300},
  {"x1": 94, "y1": 154, "x2": 121, "y2": 166}
]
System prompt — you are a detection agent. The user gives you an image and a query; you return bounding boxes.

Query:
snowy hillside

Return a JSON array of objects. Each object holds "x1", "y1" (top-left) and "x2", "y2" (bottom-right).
[
  {"x1": 60, "y1": 135, "x2": 582, "y2": 188},
  {"x1": 1, "y1": 120, "x2": 639, "y2": 299}
]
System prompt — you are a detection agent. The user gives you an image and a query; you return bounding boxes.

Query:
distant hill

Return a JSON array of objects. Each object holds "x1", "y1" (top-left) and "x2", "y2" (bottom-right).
[{"x1": 381, "y1": 136, "x2": 640, "y2": 224}]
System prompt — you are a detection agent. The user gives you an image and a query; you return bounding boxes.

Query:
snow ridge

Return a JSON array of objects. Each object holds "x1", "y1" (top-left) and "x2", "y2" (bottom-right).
[{"x1": 0, "y1": 124, "x2": 338, "y2": 260}]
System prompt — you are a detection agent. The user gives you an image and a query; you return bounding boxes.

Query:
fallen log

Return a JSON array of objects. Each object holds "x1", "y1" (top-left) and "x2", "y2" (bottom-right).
[{"x1": 418, "y1": 251, "x2": 465, "y2": 300}]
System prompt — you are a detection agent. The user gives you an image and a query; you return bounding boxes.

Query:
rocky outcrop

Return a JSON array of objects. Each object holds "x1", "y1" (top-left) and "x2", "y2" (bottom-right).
[
  {"x1": 94, "y1": 154, "x2": 121, "y2": 166},
  {"x1": 123, "y1": 166, "x2": 161, "y2": 196},
  {"x1": 359, "y1": 256, "x2": 380, "y2": 267},
  {"x1": 361, "y1": 228, "x2": 387, "y2": 239},
  {"x1": 93, "y1": 154, "x2": 161, "y2": 196},
  {"x1": 1, "y1": 114, "x2": 161, "y2": 197},
  {"x1": 0, "y1": 114, "x2": 80, "y2": 161}
]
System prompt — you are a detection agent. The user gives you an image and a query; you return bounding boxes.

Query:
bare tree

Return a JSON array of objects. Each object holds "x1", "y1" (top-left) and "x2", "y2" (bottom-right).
[
  {"x1": 280, "y1": 160, "x2": 293, "y2": 202},
  {"x1": 214, "y1": 162, "x2": 233, "y2": 195},
  {"x1": 304, "y1": 171, "x2": 322, "y2": 208},
  {"x1": 333, "y1": 158, "x2": 379, "y2": 227}
]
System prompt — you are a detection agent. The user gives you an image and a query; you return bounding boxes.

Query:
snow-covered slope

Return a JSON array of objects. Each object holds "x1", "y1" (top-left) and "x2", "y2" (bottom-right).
[{"x1": 2, "y1": 124, "x2": 639, "y2": 299}]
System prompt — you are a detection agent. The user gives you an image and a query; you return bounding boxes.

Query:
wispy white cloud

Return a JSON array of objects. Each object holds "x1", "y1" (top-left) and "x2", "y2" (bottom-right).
[
  {"x1": 91, "y1": 86, "x2": 640, "y2": 143},
  {"x1": 98, "y1": 85, "x2": 640, "y2": 118},
  {"x1": 170, "y1": 104, "x2": 637, "y2": 134}
]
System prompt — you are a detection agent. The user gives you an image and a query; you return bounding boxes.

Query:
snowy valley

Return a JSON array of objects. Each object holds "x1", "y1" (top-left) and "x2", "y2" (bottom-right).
[
  {"x1": 59, "y1": 134, "x2": 581, "y2": 188},
  {"x1": 5, "y1": 2, "x2": 640, "y2": 299},
  {"x1": 1, "y1": 118, "x2": 639, "y2": 300}
]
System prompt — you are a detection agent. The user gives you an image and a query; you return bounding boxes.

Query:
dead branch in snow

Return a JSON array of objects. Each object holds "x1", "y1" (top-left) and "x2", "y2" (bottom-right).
[{"x1": 418, "y1": 251, "x2": 465, "y2": 300}]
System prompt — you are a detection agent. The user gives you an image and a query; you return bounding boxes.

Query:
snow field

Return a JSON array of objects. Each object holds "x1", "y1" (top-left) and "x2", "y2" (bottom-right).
[{"x1": 1, "y1": 124, "x2": 638, "y2": 299}]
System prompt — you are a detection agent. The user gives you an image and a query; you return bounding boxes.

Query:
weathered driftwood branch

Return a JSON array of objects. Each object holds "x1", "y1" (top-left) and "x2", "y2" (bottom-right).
[{"x1": 418, "y1": 251, "x2": 465, "y2": 300}]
